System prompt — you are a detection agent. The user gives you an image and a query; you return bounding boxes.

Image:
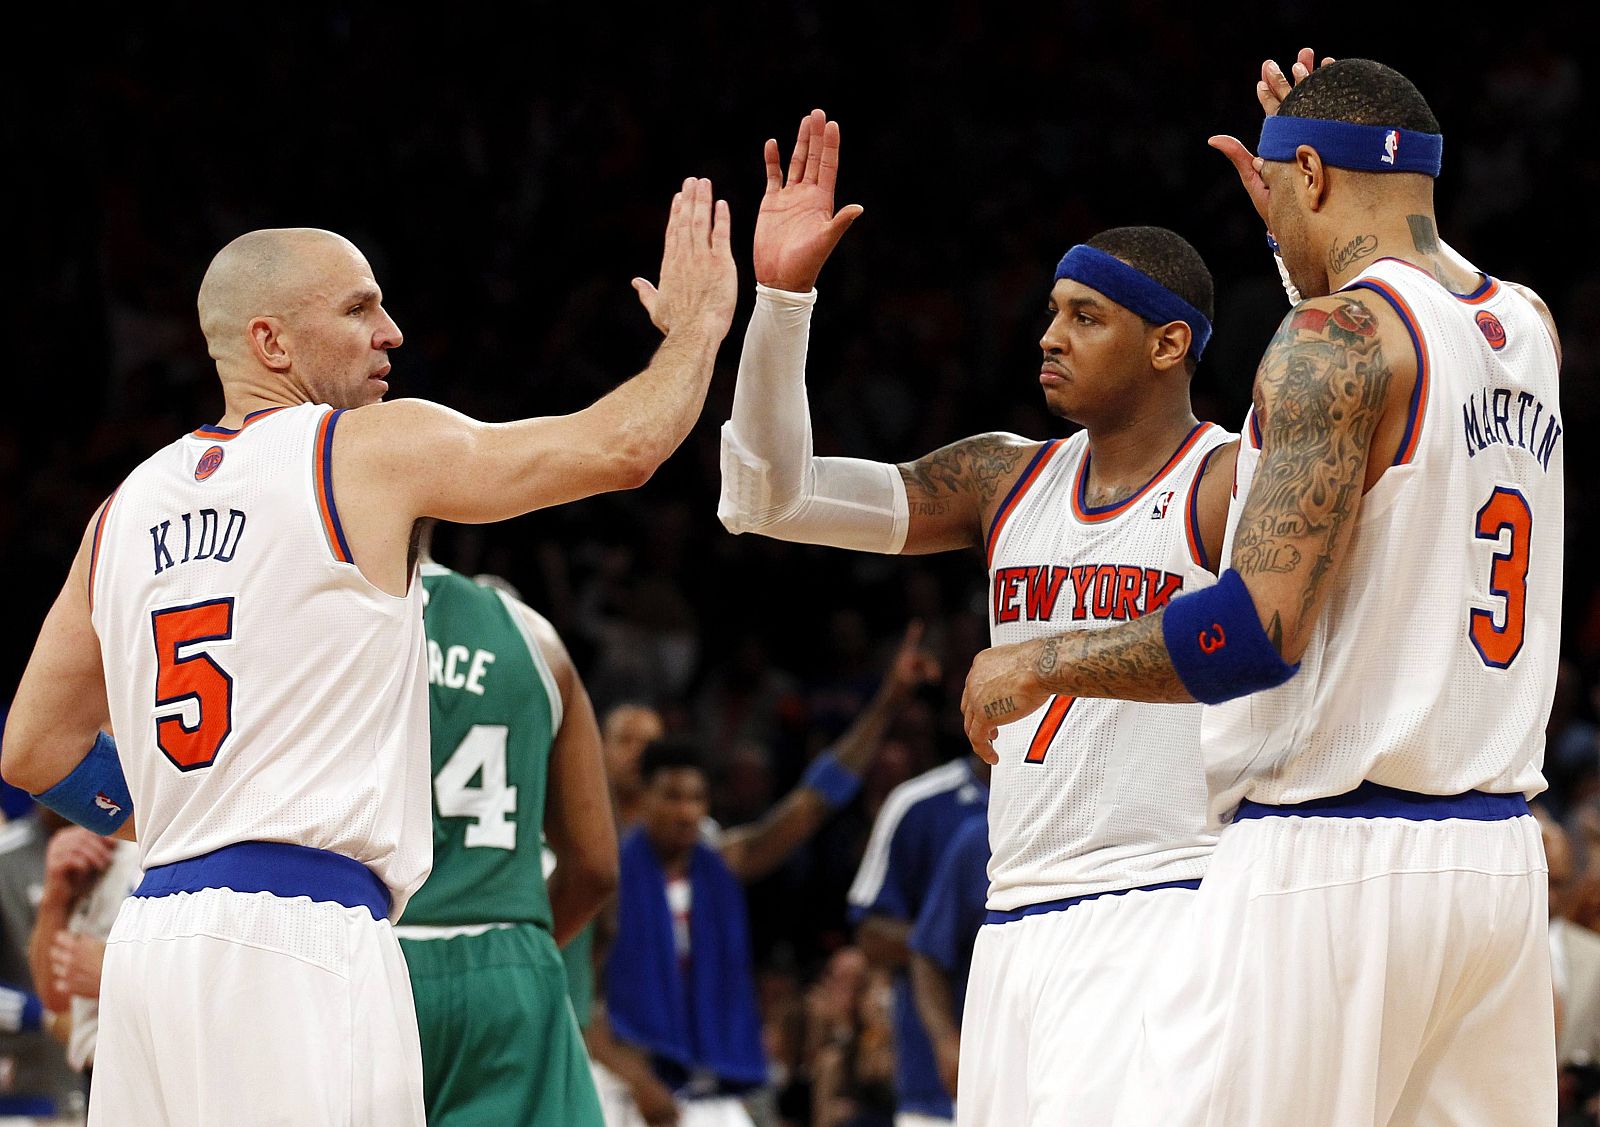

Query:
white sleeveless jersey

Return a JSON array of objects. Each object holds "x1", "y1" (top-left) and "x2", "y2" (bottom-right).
[
  {"x1": 88, "y1": 403, "x2": 432, "y2": 916},
  {"x1": 1205, "y1": 259, "x2": 1562, "y2": 816},
  {"x1": 985, "y1": 422, "x2": 1232, "y2": 910}
]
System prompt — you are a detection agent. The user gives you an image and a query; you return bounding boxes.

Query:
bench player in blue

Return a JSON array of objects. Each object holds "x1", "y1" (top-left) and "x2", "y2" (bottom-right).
[
  {"x1": 907, "y1": 815, "x2": 991, "y2": 1107},
  {"x1": 846, "y1": 753, "x2": 987, "y2": 1126}
]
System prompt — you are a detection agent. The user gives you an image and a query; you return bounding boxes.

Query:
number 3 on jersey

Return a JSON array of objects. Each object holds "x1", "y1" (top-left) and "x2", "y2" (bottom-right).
[
  {"x1": 1470, "y1": 487, "x2": 1531, "y2": 669},
  {"x1": 151, "y1": 599, "x2": 236, "y2": 771},
  {"x1": 435, "y1": 724, "x2": 519, "y2": 850}
]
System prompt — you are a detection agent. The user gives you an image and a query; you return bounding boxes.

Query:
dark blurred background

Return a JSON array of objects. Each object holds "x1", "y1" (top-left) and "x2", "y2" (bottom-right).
[{"x1": 4, "y1": 2, "x2": 1598, "y2": 968}]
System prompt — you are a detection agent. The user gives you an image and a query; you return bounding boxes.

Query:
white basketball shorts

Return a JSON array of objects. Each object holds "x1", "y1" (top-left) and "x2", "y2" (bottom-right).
[
  {"x1": 91, "y1": 877, "x2": 424, "y2": 1126},
  {"x1": 958, "y1": 882, "x2": 1200, "y2": 1126},
  {"x1": 1115, "y1": 792, "x2": 1554, "y2": 1126}
]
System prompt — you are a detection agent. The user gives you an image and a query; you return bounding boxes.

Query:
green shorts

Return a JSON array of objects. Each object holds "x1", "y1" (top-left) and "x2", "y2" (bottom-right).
[{"x1": 401, "y1": 923, "x2": 603, "y2": 1127}]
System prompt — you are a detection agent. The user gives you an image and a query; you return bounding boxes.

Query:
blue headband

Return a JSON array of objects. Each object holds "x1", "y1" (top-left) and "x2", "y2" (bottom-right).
[
  {"x1": 1259, "y1": 116, "x2": 1443, "y2": 176},
  {"x1": 1054, "y1": 245, "x2": 1213, "y2": 360}
]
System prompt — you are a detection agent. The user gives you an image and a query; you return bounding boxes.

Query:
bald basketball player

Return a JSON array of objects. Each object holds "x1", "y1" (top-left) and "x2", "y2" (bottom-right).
[{"x1": 1, "y1": 180, "x2": 736, "y2": 1127}]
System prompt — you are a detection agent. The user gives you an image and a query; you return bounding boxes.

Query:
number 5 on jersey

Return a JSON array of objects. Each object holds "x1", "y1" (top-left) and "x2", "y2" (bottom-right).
[{"x1": 151, "y1": 598, "x2": 236, "y2": 771}]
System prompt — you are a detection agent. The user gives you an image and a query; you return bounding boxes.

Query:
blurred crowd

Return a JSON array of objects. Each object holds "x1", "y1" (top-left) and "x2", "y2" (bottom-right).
[{"x1": 5, "y1": 7, "x2": 1600, "y2": 1125}]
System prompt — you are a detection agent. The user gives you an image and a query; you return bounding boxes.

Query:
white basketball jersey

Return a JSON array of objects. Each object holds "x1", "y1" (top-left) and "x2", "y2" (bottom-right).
[
  {"x1": 1205, "y1": 259, "x2": 1561, "y2": 816},
  {"x1": 985, "y1": 422, "x2": 1232, "y2": 911},
  {"x1": 88, "y1": 403, "x2": 432, "y2": 916}
]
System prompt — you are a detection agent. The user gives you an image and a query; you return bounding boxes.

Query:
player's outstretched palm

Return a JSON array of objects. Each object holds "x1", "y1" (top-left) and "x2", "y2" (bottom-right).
[
  {"x1": 634, "y1": 176, "x2": 738, "y2": 339},
  {"x1": 755, "y1": 108, "x2": 864, "y2": 293}
]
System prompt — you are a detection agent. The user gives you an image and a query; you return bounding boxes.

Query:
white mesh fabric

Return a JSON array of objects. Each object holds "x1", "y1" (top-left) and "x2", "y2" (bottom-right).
[
  {"x1": 1204, "y1": 261, "x2": 1561, "y2": 818},
  {"x1": 985, "y1": 424, "x2": 1232, "y2": 911},
  {"x1": 90, "y1": 404, "x2": 432, "y2": 916}
]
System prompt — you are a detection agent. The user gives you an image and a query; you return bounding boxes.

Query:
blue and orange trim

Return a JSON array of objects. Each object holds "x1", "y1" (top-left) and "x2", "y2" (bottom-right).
[
  {"x1": 86, "y1": 488, "x2": 120, "y2": 612},
  {"x1": 1185, "y1": 444, "x2": 1223, "y2": 572},
  {"x1": 984, "y1": 440, "x2": 1064, "y2": 567},
  {"x1": 193, "y1": 405, "x2": 291, "y2": 441},
  {"x1": 1373, "y1": 256, "x2": 1500, "y2": 306},
  {"x1": 1344, "y1": 277, "x2": 1431, "y2": 466},
  {"x1": 1070, "y1": 422, "x2": 1216, "y2": 523},
  {"x1": 313, "y1": 409, "x2": 354, "y2": 564}
]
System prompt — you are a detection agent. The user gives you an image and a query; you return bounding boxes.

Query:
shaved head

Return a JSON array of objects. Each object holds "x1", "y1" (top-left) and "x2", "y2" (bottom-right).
[
  {"x1": 197, "y1": 228, "x2": 362, "y2": 358},
  {"x1": 193, "y1": 227, "x2": 400, "y2": 409}
]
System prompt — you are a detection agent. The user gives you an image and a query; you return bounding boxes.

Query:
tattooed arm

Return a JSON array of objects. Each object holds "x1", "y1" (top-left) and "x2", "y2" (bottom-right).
[
  {"x1": 1227, "y1": 293, "x2": 1407, "y2": 657},
  {"x1": 960, "y1": 293, "x2": 1414, "y2": 755},
  {"x1": 895, "y1": 432, "x2": 1039, "y2": 554}
]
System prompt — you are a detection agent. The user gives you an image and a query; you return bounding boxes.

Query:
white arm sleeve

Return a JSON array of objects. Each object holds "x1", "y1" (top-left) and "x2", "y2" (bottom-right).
[{"x1": 718, "y1": 284, "x2": 910, "y2": 554}]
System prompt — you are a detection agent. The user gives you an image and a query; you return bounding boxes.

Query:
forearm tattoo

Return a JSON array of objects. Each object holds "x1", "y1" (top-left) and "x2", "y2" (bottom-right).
[
  {"x1": 1232, "y1": 295, "x2": 1393, "y2": 644},
  {"x1": 1032, "y1": 614, "x2": 1191, "y2": 704}
]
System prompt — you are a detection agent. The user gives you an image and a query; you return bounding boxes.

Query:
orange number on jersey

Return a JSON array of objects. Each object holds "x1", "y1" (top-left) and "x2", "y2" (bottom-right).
[
  {"x1": 1469, "y1": 488, "x2": 1531, "y2": 670},
  {"x1": 1024, "y1": 696, "x2": 1076, "y2": 764},
  {"x1": 152, "y1": 599, "x2": 236, "y2": 771}
]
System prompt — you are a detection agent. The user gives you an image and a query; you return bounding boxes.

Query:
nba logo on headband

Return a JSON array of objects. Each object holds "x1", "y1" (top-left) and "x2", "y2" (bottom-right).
[{"x1": 1259, "y1": 117, "x2": 1443, "y2": 177}]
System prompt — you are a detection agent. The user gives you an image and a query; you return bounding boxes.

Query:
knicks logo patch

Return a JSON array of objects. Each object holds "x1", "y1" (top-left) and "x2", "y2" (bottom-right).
[
  {"x1": 1475, "y1": 310, "x2": 1507, "y2": 351},
  {"x1": 195, "y1": 446, "x2": 225, "y2": 481}
]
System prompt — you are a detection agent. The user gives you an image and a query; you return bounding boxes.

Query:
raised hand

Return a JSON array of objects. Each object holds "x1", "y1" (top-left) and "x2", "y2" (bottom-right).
[
  {"x1": 633, "y1": 177, "x2": 738, "y2": 339},
  {"x1": 754, "y1": 108, "x2": 865, "y2": 293},
  {"x1": 1209, "y1": 47, "x2": 1335, "y2": 227},
  {"x1": 884, "y1": 619, "x2": 942, "y2": 702},
  {"x1": 1258, "y1": 47, "x2": 1334, "y2": 115}
]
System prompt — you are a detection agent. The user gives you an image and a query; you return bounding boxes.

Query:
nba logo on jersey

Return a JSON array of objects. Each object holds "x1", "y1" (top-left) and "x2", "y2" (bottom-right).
[
  {"x1": 1150, "y1": 491, "x2": 1175, "y2": 520},
  {"x1": 1381, "y1": 129, "x2": 1399, "y2": 165}
]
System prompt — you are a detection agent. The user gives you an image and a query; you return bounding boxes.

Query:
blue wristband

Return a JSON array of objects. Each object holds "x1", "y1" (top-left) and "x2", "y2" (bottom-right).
[
  {"x1": 34, "y1": 732, "x2": 133, "y2": 833},
  {"x1": 1, "y1": 984, "x2": 44, "y2": 1034},
  {"x1": 1162, "y1": 569, "x2": 1299, "y2": 705},
  {"x1": 802, "y1": 750, "x2": 862, "y2": 808},
  {"x1": 21, "y1": 989, "x2": 42, "y2": 1033}
]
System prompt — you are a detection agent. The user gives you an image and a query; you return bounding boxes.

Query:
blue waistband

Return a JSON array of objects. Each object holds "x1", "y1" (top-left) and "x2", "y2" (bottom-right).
[
  {"x1": 0, "y1": 1097, "x2": 56, "y2": 1117},
  {"x1": 1233, "y1": 781, "x2": 1530, "y2": 823},
  {"x1": 134, "y1": 841, "x2": 391, "y2": 920},
  {"x1": 984, "y1": 878, "x2": 1201, "y2": 926}
]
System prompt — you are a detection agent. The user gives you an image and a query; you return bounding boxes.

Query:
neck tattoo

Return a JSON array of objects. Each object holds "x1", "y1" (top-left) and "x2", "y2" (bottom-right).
[
  {"x1": 1327, "y1": 233, "x2": 1378, "y2": 277},
  {"x1": 1407, "y1": 214, "x2": 1441, "y2": 254}
]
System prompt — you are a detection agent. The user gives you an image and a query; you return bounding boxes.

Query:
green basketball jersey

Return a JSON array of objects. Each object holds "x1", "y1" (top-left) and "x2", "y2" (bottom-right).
[{"x1": 403, "y1": 564, "x2": 560, "y2": 928}]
